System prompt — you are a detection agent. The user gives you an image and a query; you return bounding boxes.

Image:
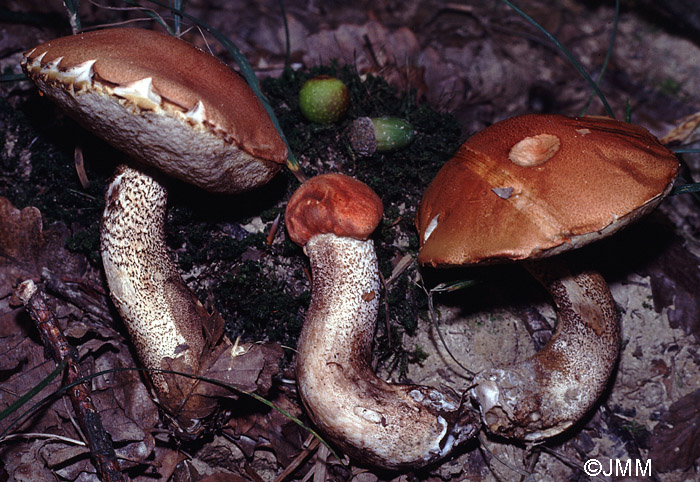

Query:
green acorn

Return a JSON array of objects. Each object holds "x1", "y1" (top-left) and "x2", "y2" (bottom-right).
[
  {"x1": 298, "y1": 76, "x2": 350, "y2": 124},
  {"x1": 349, "y1": 116, "x2": 415, "y2": 156}
]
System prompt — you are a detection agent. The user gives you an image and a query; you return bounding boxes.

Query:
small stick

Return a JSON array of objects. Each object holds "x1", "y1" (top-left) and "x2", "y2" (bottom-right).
[
  {"x1": 74, "y1": 145, "x2": 90, "y2": 190},
  {"x1": 41, "y1": 268, "x2": 113, "y2": 323},
  {"x1": 15, "y1": 280, "x2": 125, "y2": 482}
]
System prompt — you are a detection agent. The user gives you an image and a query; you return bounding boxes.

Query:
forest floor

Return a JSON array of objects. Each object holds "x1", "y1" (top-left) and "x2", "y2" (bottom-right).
[{"x1": 1, "y1": 1, "x2": 700, "y2": 481}]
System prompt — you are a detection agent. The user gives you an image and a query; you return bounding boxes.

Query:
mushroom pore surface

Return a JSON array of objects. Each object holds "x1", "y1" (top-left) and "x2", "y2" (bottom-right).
[
  {"x1": 287, "y1": 174, "x2": 479, "y2": 469},
  {"x1": 21, "y1": 27, "x2": 287, "y2": 194}
]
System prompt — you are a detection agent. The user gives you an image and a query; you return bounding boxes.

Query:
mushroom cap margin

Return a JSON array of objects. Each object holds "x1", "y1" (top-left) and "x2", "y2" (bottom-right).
[
  {"x1": 21, "y1": 28, "x2": 287, "y2": 194},
  {"x1": 416, "y1": 114, "x2": 679, "y2": 267}
]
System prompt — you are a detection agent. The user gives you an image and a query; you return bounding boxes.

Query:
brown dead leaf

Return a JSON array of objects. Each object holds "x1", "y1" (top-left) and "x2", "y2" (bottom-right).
[
  {"x1": 203, "y1": 342, "x2": 283, "y2": 397},
  {"x1": 302, "y1": 20, "x2": 425, "y2": 95},
  {"x1": 0, "y1": 197, "x2": 44, "y2": 296},
  {"x1": 0, "y1": 197, "x2": 43, "y2": 262},
  {"x1": 659, "y1": 111, "x2": 700, "y2": 145},
  {"x1": 6, "y1": 440, "x2": 63, "y2": 482},
  {"x1": 0, "y1": 334, "x2": 62, "y2": 437},
  {"x1": 0, "y1": 311, "x2": 161, "y2": 477},
  {"x1": 159, "y1": 338, "x2": 283, "y2": 429},
  {"x1": 0, "y1": 196, "x2": 161, "y2": 478},
  {"x1": 0, "y1": 337, "x2": 160, "y2": 479},
  {"x1": 226, "y1": 391, "x2": 306, "y2": 467},
  {"x1": 0, "y1": 197, "x2": 86, "y2": 298},
  {"x1": 199, "y1": 474, "x2": 250, "y2": 482},
  {"x1": 649, "y1": 389, "x2": 700, "y2": 472},
  {"x1": 0, "y1": 194, "x2": 285, "y2": 477},
  {"x1": 45, "y1": 443, "x2": 96, "y2": 480},
  {"x1": 645, "y1": 236, "x2": 700, "y2": 342}
]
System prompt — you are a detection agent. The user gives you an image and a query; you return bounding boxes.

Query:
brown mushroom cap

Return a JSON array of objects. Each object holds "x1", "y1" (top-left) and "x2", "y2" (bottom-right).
[
  {"x1": 286, "y1": 173, "x2": 383, "y2": 246},
  {"x1": 416, "y1": 114, "x2": 679, "y2": 267},
  {"x1": 21, "y1": 28, "x2": 287, "y2": 193}
]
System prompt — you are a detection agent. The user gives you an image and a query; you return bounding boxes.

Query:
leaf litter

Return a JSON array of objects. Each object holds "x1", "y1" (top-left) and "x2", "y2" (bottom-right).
[{"x1": 2, "y1": 0, "x2": 700, "y2": 480}]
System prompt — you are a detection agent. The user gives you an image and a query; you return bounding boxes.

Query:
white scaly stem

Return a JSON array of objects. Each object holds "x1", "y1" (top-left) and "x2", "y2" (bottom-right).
[
  {"x1": 473, "y1": 260, "x2": 620, "y2": 440},
  {"x1": 297, "y1": 233, "x2": 478, "y2": 470},
  {"x1": 100, "y1": 165, "x2": 206, "y2": 401}
]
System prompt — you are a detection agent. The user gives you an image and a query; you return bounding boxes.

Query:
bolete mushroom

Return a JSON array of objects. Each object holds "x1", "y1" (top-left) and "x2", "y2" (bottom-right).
[
  {"x1": 415, "y1": 114, "x2": 678, "y2": 440},
  {"x1": 286, "y1": 173, "x2": 479, "y2": 470},
  {"x1": 21, "y1": 28, "x2": 287, "y2": 429}
]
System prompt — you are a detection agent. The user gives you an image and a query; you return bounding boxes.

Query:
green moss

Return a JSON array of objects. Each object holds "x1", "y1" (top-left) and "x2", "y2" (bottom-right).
[
  {"x1": 214, "y1": 261, "x2": 308, "y2": 349},
  {"x1": 0, "y1": 96, "x2": 111, "y2": 263},
  {"x1": 168, "y1": 217, "x2": 269, "y2": 271},
  {"x1": 262, "y1": 64, "x2": 462, "y2": 192},
  {"x1": 66, "y1": 228, "x2": 101, "y2": 265},
  {"x1": 6, "y1": 62, "x2": 460, "y2": 374},
  {"x1": 259, "y1": 206, "x2": 282, "y2": 223},
  {"x1": 621, "y1": 419, "x2": 650, "y2": 440},
  {"x1": 410, "y1": 345, "x2": 430, "y2": 365},
  {"x1": 263, "y1": 64, "x2": 461, "y2": 371}
]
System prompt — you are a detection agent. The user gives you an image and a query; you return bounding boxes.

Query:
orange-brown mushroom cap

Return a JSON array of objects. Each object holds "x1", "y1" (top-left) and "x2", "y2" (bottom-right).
[
  {"x1": 286, "y1": 173, "x2": 383, "y2": 246},
  {"x1": 416, "y1": 114, "x2": 679, "y2": 267},
  {"x1": 21, "y1": 28, "x2": 287, "y2": 194},
  {"x1": 289, "y1": 173, "x2": 477, "y2": 468}
]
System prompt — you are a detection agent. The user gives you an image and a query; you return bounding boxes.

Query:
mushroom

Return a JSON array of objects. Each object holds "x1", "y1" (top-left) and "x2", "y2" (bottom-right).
[
  {"x1": 415, "y1": 114, "x2": 679, "y2": 440},
  {"x1": 286, "y1": 173, "x2": 479, "y2": 470},
  {"x1": 21, "y1": 28, "x2": 287, "y2": 429}
]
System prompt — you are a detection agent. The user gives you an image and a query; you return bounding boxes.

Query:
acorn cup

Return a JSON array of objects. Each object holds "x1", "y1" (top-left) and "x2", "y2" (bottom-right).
[{"x1": 349, "y1": 116, "x2": 415, "y2": 156}]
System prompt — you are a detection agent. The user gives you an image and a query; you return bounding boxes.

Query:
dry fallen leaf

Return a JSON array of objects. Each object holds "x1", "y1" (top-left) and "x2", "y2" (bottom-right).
[
  {"x1": 0, "y1": 196, "x2": 86, "y2": 298},
  {"x1": 649, "y1": 389, "x2": 700, "y2": 472},
  {"x1": 659, "y1": 111, "x2": 700, "y2": 145},
  {"x1": 645, "y1": 236, "x2": 700, "y2": 343},
  {"x1": 0, "y1": 194, "x2": 289, "y2": 479},
  {"x1": 302, "y1": 20, "x2": 426, "y2": 95},
  {"x1": 226, "y1": 391, "x2": 306, "y2": 468},
  {"x1": 0, "y1": 198, "x2": 159, "y2": 479},
  {"x1": 159, "y1": 309, "x2": 283, "y2": 427}
]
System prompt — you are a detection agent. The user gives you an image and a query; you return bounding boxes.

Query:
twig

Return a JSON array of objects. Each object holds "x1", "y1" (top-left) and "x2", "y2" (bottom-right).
[
  {"x1": 479, "y1": 433, "x2": 533, "y2": 479},
  {"x1": 15, "y1": 280, "x2": 125, "y2": 482},
  {"x1": 416, "y1": 272, "x2": 476, "y2": 377},
  {"x1": 499, "y1": 0, "x2": 615, "y2": 118},
  {"x1": 274, "y1": 434, "x2": 319, "y2": 482},
  {"x1": 73, "y1": 145, "x2": 90, "y2": 189},
  {"x1": 41, "y1": 268, "x2": 113, "y2": 323},
  {"x1": 311, "y1": 441, "x2": 329, "y2": 482},
  {"x1": 513, "y1": 304, "x2": 553, "y2": 351}
]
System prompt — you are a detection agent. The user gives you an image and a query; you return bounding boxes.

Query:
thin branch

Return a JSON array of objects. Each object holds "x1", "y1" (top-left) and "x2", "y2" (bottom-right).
[{"x1": 15, "y1": 280, "x2": 125, "y2": 482}]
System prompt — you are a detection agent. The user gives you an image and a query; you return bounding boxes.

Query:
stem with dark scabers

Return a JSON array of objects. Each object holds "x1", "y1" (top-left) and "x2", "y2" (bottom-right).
[{"x1": 286, "y1": 173, "x2": 479, "y2": 470}]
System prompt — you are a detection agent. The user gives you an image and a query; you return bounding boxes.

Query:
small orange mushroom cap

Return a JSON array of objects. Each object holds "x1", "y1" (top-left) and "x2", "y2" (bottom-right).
[
  {"x1": 416, "y1": 114, "x2": 679, "y2": 267},
  {"x1": 286, "y1": 173, "x2": 383, "y2": 246}
]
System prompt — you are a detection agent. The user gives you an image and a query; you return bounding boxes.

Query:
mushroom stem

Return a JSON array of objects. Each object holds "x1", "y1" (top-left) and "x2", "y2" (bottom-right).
[
  {"x1": 22, "y1": 28, "x2": 289, "y2": 435},
  {"x1": 100, "y1": 164, "x2": 206, "y2": 412},
  {"x1": 298, "y1": 233, "x2": 478, "y2": 469},
  {"x1": 472, "y1": 259, "x2": 620, "y2": 440}
]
